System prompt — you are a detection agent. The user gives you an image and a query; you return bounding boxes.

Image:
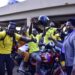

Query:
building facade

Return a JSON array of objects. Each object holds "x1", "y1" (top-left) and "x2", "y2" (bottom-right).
[{"x1": 0, "y1": 0, "x2": 75, "y2": 27}]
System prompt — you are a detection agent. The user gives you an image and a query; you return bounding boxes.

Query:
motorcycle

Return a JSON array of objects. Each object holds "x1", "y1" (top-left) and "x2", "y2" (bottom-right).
[
  {"x1": 37, "y1": 41, "x2": 65, "y2": 75},
  {"x1": 13, "y1": 41, "x2": 65, "y2": 75}
]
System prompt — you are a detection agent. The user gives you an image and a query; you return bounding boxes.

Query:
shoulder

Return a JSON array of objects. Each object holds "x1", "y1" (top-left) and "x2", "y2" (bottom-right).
[
  {"x1": 15, "y1": 33, "x2": 21, "y2": 37},
  {"x1": 48, "y1": 27, "x2": 57, "y2": 31},
  {"x1": 0, "y1": 31, "x2": 6, "y2": 37},
  {"x1": 71, "y1": 31, "x2": 75, "y2": 38},
  {"x1": 0, "y1": 30, "x2": 6, "y2": 34},
  {"x1": 37, "y1": 33, "x2": 42, "y2": 37}
]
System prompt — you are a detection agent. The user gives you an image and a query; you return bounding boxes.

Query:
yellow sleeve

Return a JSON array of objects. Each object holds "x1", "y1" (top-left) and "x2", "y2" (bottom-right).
[{"x1": 15, "y1": 33, "x2": 22, "y2": 41}]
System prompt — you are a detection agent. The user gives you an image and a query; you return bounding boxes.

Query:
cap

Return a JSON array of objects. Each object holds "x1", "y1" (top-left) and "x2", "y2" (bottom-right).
[{"x1": 66, "y1": 18, "x2": 75, "y2": 26}]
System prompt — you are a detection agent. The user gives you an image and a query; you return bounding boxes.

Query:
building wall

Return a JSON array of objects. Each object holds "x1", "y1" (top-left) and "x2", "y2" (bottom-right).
[
  {"x1": 0, "y1": 0, "x2": 75, "y2": 16},
  {"x1": 0, "y1": 5, "x2": 75, "y2": 21},
  {"x1": 0, "y1": 0, "x2": 75, "y2": 26}
]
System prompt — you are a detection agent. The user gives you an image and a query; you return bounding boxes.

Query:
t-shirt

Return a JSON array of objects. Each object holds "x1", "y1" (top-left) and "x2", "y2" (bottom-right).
[
  {"x1": 0, "y1": 31, "x2": 21, "y2": 54},
  {"x1": 63, "y1": 30, "x2": 75, "y2": 66}
]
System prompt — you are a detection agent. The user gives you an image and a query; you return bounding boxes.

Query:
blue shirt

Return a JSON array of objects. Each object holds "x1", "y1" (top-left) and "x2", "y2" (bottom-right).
[{"x1": 63, "y1": 30, "x2": 75, "y2": 66}]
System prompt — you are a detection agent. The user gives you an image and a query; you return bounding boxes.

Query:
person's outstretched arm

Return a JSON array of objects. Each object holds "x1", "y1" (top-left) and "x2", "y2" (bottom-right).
[{"x1": 20, "y1": 36, "x2": 36, "y2": 43}]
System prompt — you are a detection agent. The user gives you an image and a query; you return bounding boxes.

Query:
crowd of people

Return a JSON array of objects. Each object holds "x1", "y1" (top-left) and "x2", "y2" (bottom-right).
[{"x1": 0, "y1": 15, "x2": 75, "y2": 75}]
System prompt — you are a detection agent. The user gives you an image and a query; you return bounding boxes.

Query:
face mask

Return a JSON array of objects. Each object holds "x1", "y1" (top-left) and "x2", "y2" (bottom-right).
[{"x1": 64, "y1": 31, "x2": 68, "y2": 35}]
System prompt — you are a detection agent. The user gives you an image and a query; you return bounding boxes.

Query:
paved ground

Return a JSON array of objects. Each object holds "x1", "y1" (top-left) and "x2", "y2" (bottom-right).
[
  {"x1": 6, "y1": 66, "x2": 21, "y2": 75},
  {"x1": 5, "y1": 66, "x2": 67, "y2": 75}
]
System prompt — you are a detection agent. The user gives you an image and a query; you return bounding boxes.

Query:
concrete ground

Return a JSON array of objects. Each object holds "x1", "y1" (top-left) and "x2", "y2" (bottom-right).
[
  {"x1": 6, "y1": 66, "x2": 21, "y2": 75},
  {"x1": 5, "y1": 66, "x2": 67, "y2": 75}
]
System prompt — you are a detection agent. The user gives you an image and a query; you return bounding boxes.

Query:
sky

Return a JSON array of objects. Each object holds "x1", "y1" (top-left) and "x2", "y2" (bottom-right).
[{"x1": 0, "y1": 0, "x2": 25, "y2": 7}]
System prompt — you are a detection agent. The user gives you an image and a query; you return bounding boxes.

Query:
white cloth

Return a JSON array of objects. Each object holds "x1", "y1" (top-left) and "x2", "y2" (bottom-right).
[{"x1": 18, "y1": 44, "x2": 29, "y2": 52}]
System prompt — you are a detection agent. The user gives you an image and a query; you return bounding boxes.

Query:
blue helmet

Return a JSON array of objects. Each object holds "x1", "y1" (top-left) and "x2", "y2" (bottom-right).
[{"x1": 38, "y1": 15, "x2": 49, "y2": 26}]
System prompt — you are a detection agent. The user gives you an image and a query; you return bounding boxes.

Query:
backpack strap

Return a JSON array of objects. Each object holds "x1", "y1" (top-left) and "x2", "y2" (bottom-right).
[
  {"x1": 12, "y1": 33, "x2": 17, "y2": 46},
  {"x1": 12, "y1": 33, "x2": 18, "y2": 52}
]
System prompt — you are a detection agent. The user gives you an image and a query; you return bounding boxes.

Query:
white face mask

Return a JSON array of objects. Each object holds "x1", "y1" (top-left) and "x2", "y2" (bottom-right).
[{"x1": 64, "y1": 31, "x2": 68, "y2": 35}]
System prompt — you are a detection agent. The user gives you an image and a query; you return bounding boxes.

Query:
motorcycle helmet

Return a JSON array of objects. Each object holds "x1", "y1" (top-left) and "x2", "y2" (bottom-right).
[{"x1": 38, "y1": 15, "x2": 49, "y2": 26}]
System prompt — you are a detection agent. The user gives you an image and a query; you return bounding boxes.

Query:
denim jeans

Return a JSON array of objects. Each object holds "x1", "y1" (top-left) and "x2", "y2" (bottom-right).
[
  {"x1": 0, "y1": 54, "x2": 14, "y2": 75},
  {"x1": 66, "y1": 66, "x2": 73, "y2": 75}
]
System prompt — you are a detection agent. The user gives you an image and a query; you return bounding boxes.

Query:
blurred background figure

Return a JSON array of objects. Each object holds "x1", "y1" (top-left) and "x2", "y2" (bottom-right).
[{"x1": 8, "y1": 0, "x2": 18, "y2": 4}]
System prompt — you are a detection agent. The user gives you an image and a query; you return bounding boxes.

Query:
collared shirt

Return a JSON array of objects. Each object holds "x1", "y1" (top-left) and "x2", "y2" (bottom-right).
[{"x1": 63, "y1": 30, "x2": 75, "y2": 66}]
